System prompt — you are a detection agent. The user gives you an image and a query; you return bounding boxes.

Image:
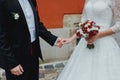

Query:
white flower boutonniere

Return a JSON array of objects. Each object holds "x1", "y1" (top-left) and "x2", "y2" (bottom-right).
[{"x1": 12, "y1": 12, "x2": 20, "y2": 20}]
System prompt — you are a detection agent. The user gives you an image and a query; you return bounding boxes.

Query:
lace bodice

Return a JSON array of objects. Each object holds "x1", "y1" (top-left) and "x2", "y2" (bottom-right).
[{"x1": 81, "y1": 0, "x2": 120, "y2": 33}]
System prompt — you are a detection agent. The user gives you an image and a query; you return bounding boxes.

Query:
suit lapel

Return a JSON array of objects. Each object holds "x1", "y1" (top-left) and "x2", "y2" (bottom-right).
[
  {"x1": 3, "y1": 0, "x2": 31, "y2": 29},
  {"x1": 14, "y1": 0, "x2": 39, "y2": 34},
  {"x1": 4, "y1": 0, "x2": 26, "y2": 21},
  {"x1": 5, "y1": 0, "x2": 38, "y2": 26},
  {"x1": 4, "y1": 0, "x2": 39, "y2": 34}
]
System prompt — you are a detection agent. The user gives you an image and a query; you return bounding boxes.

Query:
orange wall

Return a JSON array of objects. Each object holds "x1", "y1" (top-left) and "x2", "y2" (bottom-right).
[{"x1": 37, "y1": 0, "x2": 85, "y2": 28}]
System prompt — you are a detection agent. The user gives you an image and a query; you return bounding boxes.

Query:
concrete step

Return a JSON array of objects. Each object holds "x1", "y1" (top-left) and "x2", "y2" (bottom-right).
[{"x1": 0, "y1": 61, "x2": 66, "y2": 80}]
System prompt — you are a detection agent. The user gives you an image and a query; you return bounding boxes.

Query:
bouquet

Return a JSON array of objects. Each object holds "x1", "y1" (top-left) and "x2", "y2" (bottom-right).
[{"x1": 76, "y1": 20, "x2": 100, "y2": 49}]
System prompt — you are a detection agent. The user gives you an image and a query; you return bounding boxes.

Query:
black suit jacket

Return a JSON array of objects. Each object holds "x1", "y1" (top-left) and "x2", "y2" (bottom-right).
[{"x1": 0, "y1": 0, "x2": 57, "y2": 70}]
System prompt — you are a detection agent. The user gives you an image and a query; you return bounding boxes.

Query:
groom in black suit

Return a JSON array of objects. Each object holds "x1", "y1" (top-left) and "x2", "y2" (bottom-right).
[{"x1": 0, "y1": 0, "x2": 62, "y2": 80}]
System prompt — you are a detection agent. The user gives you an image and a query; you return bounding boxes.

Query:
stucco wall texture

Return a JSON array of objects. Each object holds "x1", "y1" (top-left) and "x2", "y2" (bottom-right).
[{"x1": 37, "y1": 0, "x2": 85, "y2": 28}]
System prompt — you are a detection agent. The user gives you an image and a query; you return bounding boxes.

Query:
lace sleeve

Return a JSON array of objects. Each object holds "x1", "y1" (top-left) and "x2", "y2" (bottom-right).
[{"x1": 111, "y1": 0, "x2": 120, "y2": 33}]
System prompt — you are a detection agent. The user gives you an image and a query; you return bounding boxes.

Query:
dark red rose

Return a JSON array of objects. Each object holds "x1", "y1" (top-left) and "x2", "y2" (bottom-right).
[{"x1": 76, "y1": 32, "x2": 82, "y2": 37}]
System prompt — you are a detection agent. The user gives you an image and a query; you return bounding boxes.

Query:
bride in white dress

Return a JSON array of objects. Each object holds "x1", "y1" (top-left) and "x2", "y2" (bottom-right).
[{"x1": 57, "y1": 0, "x2": 120, "y2": 80}]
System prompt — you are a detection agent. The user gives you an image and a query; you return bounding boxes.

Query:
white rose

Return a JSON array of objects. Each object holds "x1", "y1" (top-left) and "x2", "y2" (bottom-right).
[
  {"x1": 12, "y1": 12, "x2": 20, "y2": 20},
  {"x1": 14, "y1": 13, "x2": 19, "y2": 20}
]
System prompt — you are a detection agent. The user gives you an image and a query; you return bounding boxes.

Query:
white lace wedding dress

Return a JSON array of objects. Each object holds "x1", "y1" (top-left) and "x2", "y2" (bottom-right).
[{"x1": 57, "y1": 0, "x2": 120, "y2": 80}]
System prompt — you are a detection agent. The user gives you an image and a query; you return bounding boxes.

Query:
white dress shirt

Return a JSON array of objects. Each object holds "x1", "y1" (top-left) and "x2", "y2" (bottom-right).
[{"x1": 18, "y1": 0, "x2": 36, "y2": 42}]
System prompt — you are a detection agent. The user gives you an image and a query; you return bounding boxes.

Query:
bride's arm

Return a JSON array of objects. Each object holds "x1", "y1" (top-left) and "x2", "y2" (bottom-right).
[
  {"x1": 87, "y1": 0, "x2": 120, "y2": 43},
  {"x1": 99, "y1": 0, "x2": 120, "y2": 38},
  {"x1": 110, "y1": 0, "x2": 120, "y2": 33},
  {"x1": 62, "y1": 34, "x2": 79, "y2": 44}
]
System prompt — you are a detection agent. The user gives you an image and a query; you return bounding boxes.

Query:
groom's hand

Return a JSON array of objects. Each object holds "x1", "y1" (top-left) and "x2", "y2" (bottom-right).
[
  {"x1": 10, "y1": 64, "x2": 24, "y2": 76},
  {"x1": 55, "y1": 38, "x2": 63, "y2": 48}
]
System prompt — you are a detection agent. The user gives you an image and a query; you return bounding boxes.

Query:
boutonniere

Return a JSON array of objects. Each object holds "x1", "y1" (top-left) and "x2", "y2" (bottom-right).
[{"x1": 11, "y1": 12, "x2": 20, "y2": 20}]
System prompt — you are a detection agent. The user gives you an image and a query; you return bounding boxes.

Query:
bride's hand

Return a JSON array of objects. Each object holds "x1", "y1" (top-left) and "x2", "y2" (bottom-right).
[
  {"x1": 61, "y1": 38, "x2": 73, "y2": 44},
  {"x1": 86, "y1": 33, "x2": 100, "y2": 43}
]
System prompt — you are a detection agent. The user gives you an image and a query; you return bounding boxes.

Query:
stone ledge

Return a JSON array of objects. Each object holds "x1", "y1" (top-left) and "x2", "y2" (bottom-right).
[
  {"x1": 63, "y1": 14, "x2": 82, "y2": 28},
  {"x1": 0, "y1": 61, "x2": 66, "y2": 80},
  {"x1": 39, "y1": 60, "x2": 67, "y2": 70}
]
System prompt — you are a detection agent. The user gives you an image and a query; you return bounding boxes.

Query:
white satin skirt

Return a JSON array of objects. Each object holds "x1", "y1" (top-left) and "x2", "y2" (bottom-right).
[{"x1": 57, "y1": 36, "x2": 120, "y2": 80}]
